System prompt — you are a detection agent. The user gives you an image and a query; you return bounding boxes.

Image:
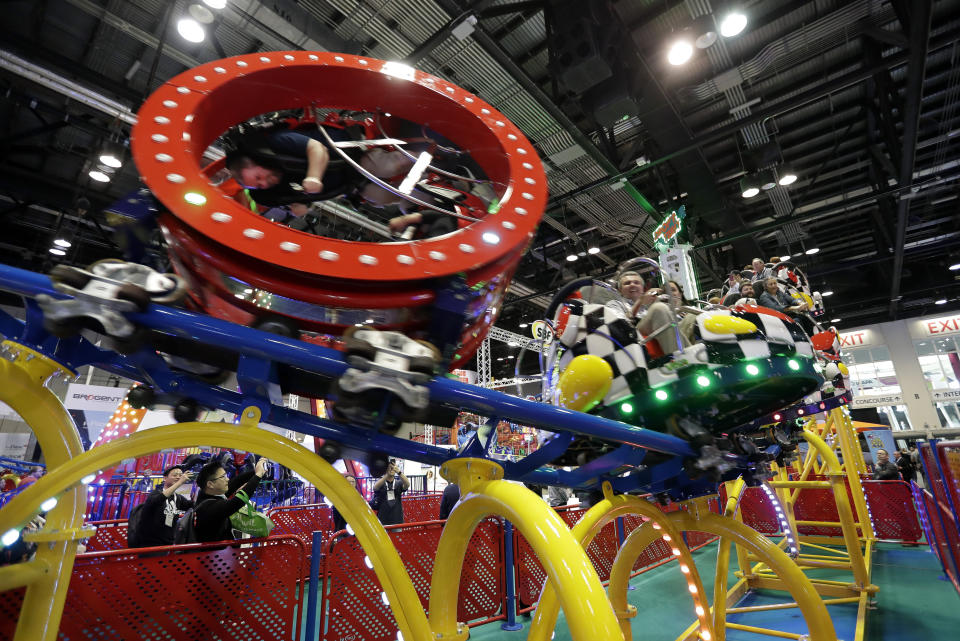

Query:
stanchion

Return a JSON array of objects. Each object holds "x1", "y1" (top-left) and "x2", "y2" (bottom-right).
[
  {"x1": 305, "y1": 530, "x2": 324, "y2": 641},
  {"x1": 500, "y1": 520, "x2": 523, "y2": 631}
]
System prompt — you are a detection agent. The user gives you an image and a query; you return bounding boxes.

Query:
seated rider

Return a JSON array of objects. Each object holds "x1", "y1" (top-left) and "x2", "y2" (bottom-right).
[
  {"x1": 606, "y1": 270, "x2": 687, "y2": 357},
  {"x1": 223, "y1": 117, "x2": 460, "y2": 237}
]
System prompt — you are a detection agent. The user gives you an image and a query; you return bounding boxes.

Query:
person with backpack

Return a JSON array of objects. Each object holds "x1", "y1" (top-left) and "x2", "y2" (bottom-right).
[
  {"x1": 128, "y1": 465, "x2": 194, "y2": 548},
  {"x1": 191, "y1": 457, "x2": 270, "y2": 543}
]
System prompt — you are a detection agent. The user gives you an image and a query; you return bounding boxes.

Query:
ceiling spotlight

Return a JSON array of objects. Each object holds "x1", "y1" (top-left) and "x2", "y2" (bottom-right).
[
  {"x1": 804, "y1": 247, "x2": 820, "y2": 255},
  {"x1": 89, "y1": 170, "x2": 110, "y2": 182},
  {"x1": 778, "y1": 172, "x2": 798, "y2": 186},
  {"x1": 566, "y1": 253, "x2": 578, "y2": 262},
  {"x1": 830, "y1": 318, "x2": 842, "y2": 323},
  {"x1": 177, "y1": 18, "x2": 206, "y2": 43},
  {"x1": 519, "y1": 322, "x2": 529, "y2": 328},
  {"x1": 49, "y1": 247, "x2": 66, "y2": 256},
  {"x1": 821, "y1": 290, "x2": 834, "y2": 297},
  {"x1": 202, "y1": 0, "x2": 228, "y2": 8},
  {"x1": 667, "y1": 39, "x2": 694, "y2": 66},
  {"x1": 719, "y1": 11, "x2": 748, "y2": 38},
  {"x1": 949, "y1": 263, "x2": 960, "y2": 271},
  {"x1": 758, "y1": 168, "x2": 777, "y2": 190},
  {"x1": 587, "y1": 246, "x2": 600, "y2": 255},
  {"x1": 742, "y1": 186, "x2": 759, "y2": 198},
  {"x1": 99, "y1": 152, "x2": 122, "y2": 168},
  {"x1": 692, "y1": 14, "x2": 718, "y2": 49},
  {"x1": 54, "y1": 239, "x2": 72, "y2": 248},
  {"x1": 779, "y1": 254, "x2": 791, "y2": 262},
  {"x1": 935, "y1": 298, "x2": 947, "y2": 305}
]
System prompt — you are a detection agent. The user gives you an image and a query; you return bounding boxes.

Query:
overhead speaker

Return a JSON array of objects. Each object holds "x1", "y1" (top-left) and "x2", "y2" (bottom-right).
[
  {"x1": 583, "y1": 75, "x2": 642, "y2": 128},
  {"x1": 546, "y1": 0, "x2": 625, "y2": 94}
]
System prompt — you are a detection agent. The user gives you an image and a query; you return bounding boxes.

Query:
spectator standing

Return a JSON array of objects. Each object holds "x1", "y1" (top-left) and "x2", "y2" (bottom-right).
[
  {"x1": 894, "y1": 450, "x2": 916, "y2": 483},
  {"x1": 133, "y1": 465, "x2": 195, "y2": 547},
  {"x1": 872, "y1": 449, "x2": 901, "y2": 480},
  {"x1": 331, "y1": 475, "x2": 359, "y2": 532},
  {"x1": 546, "y1": 485, "x2": 570, "y2": 507},
  {"x1": 371, "y1": 460, "x2": 409, "y2": 525},
  {"x1": 194, "y1": 457, "x2": 270, "y2": 543},
  {"x1": 439, "y1": 482, "x2": 461, "y2": 520}
]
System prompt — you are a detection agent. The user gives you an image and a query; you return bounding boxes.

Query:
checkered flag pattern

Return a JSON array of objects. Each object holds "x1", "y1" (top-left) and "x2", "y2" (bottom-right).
[
  {"x1": 555, "y1": 302, "x2": 648, "y2": 403},
  {"x1": 729, "y1": 309, "x2": 814, "y2": 358}
]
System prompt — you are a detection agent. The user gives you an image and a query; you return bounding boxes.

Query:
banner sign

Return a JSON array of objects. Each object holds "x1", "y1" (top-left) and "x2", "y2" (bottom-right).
[
  {"x1": 64, "y1": 384, "x2": 126, "y2": 412},
  {"x1": 850, "y1": 393, "x2": 902, "y2": 408},
  {"x1": 931, "y1": 389, "x2": 960, "y2": 402}
]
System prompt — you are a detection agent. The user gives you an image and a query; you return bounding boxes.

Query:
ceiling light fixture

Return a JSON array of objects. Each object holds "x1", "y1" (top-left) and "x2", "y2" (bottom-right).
[
  {"x1": 89, "y1": 170, "x2": 110, "y2": 182},
  {"x1": 566, "y1": 253, "x2": 578, "y2": 262},
  {"x1": 587, "y1": 246, "x2": 600, "y2": 255},
  {"x1": 667, "y1": 39, "x2": 694, "y2": 66},
  {"x1": 757, "y1": 168, "x2": 777, "y2": 191},
  {"x1": 177, "y1": 18, "x2": 206, "y2": 43},
  {"x1": 778, "y1": 172, "x2": 797, "y2": 186},
  {"x1": 804, "y1": 247, "x2": 820, "y2": 255},
  {"x1": 740, "y1": 175, "x2": 759, "y2": 198},
  {"x1": 49, "y1": 247, "x2": 66, "y2": 256},
  {"x1": 54, "y1": 239, "x2": 72, "y2": 248},
  {"x1": 519, "y1": 323, "x2": 529, "y2": 328},
  {"x1": 779, "y1": 254, "x2": 791, "y2": 262},
  {"x1": 202, "y1": 0, "x2": 228, "y2": 8},
  {"x1": 830, "y1": 318, "x2": 841, "y2": 323},
  {"x1": 935, "y1": 298, "x2": 947, "y2": 305},
  {"x1": 821, "y1": 290, "x2": 834, "y2": 297},
  {"x1": 719, "y1": 11, "x2": 748, "y2": 38},
  {"x1": 949, "y1": 263, "x2": 960, "y2": 271}
]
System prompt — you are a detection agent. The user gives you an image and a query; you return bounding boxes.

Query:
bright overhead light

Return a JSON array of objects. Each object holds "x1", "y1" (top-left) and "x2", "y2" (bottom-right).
[
  {"x1": 742, "y1": 186, "x2": 759, "y2": 198},
  {"x1": 177, "y1": 18, "x2": 206, "y2": 43},
  {"x1": 740, "y1": 175, "x2": 759, "y2": 198},
  {"x1": 778, "y1": 172, "x2": 797, "y2": 186},
  {"x1": 667, "y1": 40, "x2": 694, "y2": 66},
  {"x1": 99, "y1": 153, "x2": 122, "y2": 168},
  {"x1": 202, "y1": 0, "x2": 228, "y2": 9},
  {"x1": 587, "y1": 246, "x2": 600, "y2": 255},
  {"x1": 935, "y1": 299, "x2": 947, "y2": 305},
  {"x1": 779, "y1": 254, "x2": 791, "y2": 261},
  {"x1": 54, "y1": 239, "x2": 71, "y2": 248},
  {"x1": 519, "y1": 322, "x2": 528, "y2": 328},
  {"x1": 805, "y1": 247, "x2": 820, "y2": 255},
  {"x1": 566, "y1": 254, "x2": 578, "y2": 262},
  {"x1": 719, "y1": 12, "x2": 748, "y2": 38},
  {"x1": 949, "y1": 263, "x2": 960, "y2": 271},
  {"x1": 49, "y1": 248, "x2": 66, "y2": 256},
  {"x1": 821, "y1": 290, "x2": 834, "y2": 297},
  {"x1": 830, "y1": 318, "x2": 842, "y2": 323},
  {"x1": 89, "y1": 170, "x2": 110, "y2": 182}
]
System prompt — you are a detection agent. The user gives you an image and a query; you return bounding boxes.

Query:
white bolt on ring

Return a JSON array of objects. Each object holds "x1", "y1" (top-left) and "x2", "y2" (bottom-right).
[
  {"x1": 214, "y1": 67, "x2": 226, "y2": 74},
  {"x1": 177, "y1": 86, "x2": 190, "y2": 94},
  {"x1": 524, "y1": 177, "x2": 536, "y2": 184},
  {"x1": 429, "y1": 251, "x2": 446, "y2": 261},
  {"x1": 320, "y1": 250, "x2": 339, "y2": 261},
  {"x1": 496, "y1": 120, "x2": 505, "y2": 127},
  {"x1": 211, "y1": 212, "x2": 232, "y2": 223},
  {"x1": 481, "y1": 108, "x2": 491, "y2": 115},
  {"x1": 502, "y1": 221, "x2": 516, "y2": 230},
  {"x1": 396, "y1": 255, "x2": 414, "y2": 265},
  {"x1": 259, "y1": 57, "x2": 271, "y2": 63},
  {"x1": 284, "y1": 55, "x2": 294, "y2": 61},
  {"x1": 459, "y1": 243, "x2": 475, "y2": 253},
  {"x1": 359, "y1": 254, "x2": 378, "y2": 265},
  {"x1": 155, "y1": 153, "x2": 173, "y2": 163},
  {"x1": 193, "y1": 75, "x2": 207, "y2": 83},
  {"x1": 515, "y1": 207, "x2": 528, "y2": 215},
  {"x1": 154, "y1": 116, "x2": 170, "y2": 124},
  {"x1": 162, "y1": 100, "x2": 178, "y2": 108},
  {"x1": 236, "y1": 61, "x2": 248, "y2": 67},
  {"x1": 358, "y1": 59, "x2": 368, "y2": 65},
  {"x1": 151, "y1": 134, "x2": 168, "y2": 143},
  {"x1": 243, "y1": 228, "x2": 264, "y2": 239},
  {"x1": 166, "y1": 173, "x2": 186, "y2": 183},
  {"x1": 521, "y1": 192, "x2": 534, "y2": 200},
  {"x1": 280, "y1": 241, "x2": 301, "y2": 253},
  {"x1": 335, "y1": 56, "x2": 344, "y2": 62},
  {"x1": 516, "y1": 148, "x2": 528, "y2": 155},
  {"x1": 308, "y1": 54, "x2": 318, "y2": 61},
  {"x1": 522, "y1": 162, "x2": 533, "y2": 170},
  {"x1": 185, "y1": 114, "x2": 194, "y2": 122},
  {"x1": 465, "y1": 97, "x2": 474, "y2": 103},
  {"x1": 508, "y1": 134, "x2": 518, "y2": 141}
]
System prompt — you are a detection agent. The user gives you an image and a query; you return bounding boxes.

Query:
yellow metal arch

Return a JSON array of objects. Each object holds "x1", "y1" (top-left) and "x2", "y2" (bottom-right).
[
  {"x1": 0, "y1": 405, "x2": 434, "y2": 641},
  {"x1": 428, "y1": 459, "x2": 622, "y2": 641}
]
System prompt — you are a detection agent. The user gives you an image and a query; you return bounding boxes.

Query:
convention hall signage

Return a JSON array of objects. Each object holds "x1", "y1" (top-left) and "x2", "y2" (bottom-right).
[
  {"x1": 838, "y1": 329, "x2": 878, "y2": 348},
  {"x1": 64, "y1": 384, "x2": 127, "y2": 412},
  {"x1": 850, "y1": 393, "x2": 902, "y2": 408},
  {"x1": 917, "y1": 313, "x2": 960, "y2": 337},
  {"x1": 931, "y1": 389, "x2": 960, "y2": 402}
]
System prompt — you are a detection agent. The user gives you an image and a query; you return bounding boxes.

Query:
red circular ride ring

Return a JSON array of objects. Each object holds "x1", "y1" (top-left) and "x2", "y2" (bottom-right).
[{"x1": 131, "y1": 52, "x2": 546, "y2": 284}]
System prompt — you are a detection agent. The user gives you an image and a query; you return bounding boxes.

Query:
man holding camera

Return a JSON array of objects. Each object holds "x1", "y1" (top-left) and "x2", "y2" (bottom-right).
[{"x1": 371, "y1": 460, "x2": 410, "y2": 526}]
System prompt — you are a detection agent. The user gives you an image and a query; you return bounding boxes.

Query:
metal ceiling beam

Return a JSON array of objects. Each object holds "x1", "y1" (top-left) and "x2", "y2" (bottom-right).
[
  {"x1": 888, "y1": 0, "x2": 934, "y2": 318},
  {"x1": 432, "y1": 0, "x2": 659, "y2": 220}
]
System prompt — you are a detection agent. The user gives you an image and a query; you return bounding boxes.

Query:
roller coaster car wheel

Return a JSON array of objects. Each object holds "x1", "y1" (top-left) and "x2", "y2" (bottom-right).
[
  {"x1": 253, "y1": 316, "x2": 301, "y2": 339},
  {"x1": 318, "y1": 441, "x2": 342, "y2": 464},
  {"x1": 43, "y1": 316, "x2": 87, "y2": 339},
  {"x1": 173, "y1": 398, "x2": 201, "y2": 423},
  {"x1": 110, "y1": 327, "x2": 149, "y2": 355},
  {"x1": 116, "y1": 283, "x2": 152, "y2": 312},
  {"x1": 341, "y1": 326, "x2": 376, "y2": 361},
  {"x1": 409, "y1": 339, "x2": 441, "y2": 375},
  {"x1": 49, "y1": 265, "x2": 91, "y2": 290},
  {"x1": 127, "y1": 385, "x2": 157, "y2": 410}
]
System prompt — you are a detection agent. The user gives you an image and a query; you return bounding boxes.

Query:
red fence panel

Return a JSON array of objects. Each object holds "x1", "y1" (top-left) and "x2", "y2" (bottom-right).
[
  {"x1": 321, "y1": 518, "x2": 504, "y2": 641},
  {"x1": 719, "y1": 485, "x2": 780, "y2": 534},
  {"x1": 862, "y1": 481, "x2": 921, "y2": 541},
  {"x1": 0, "y1": 537, "x2": 305, "y2": 641},
  {"x1": 84, "y1": 519, "x2": 129, "y2": 552},
  {"x1": 400, "y1": 493, "x2": 442, "y2": 523}
]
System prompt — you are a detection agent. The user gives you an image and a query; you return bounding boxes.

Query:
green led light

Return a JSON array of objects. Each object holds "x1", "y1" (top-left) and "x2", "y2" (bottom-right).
[
  {"x1": 654, "y1": 389, "x2": 669, "y2": 401},
  {"x1": 620, "y1": 402, "x2": 634, "y2": 414},
  {"x1": 787, "y1": 359, "x2": 800, "y2": 371},
  {"x1": 696, "y1": 375, "x2": 711, "y2": 388},
  {"x1": 745, "y1": 363, "x2": 760, "y2": 376}
]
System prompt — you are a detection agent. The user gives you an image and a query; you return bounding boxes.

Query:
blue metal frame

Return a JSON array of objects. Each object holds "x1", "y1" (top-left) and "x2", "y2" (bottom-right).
[{"x1": 0, "y1": 263, "x2": 780, "y2": 498}]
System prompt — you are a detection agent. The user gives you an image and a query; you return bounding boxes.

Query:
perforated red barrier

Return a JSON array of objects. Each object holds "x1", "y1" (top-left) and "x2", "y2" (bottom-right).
[
  {"x1": 863, "y1": 481, "x2": 922, "y2": 541},
  {"x1": 0, "y1": 537, "x2": 305, "y2": 641},
  {"x1": 921, "y1": 488, "x2": 960, "y2": 594},
  {"x1": 720, "y1": 485, "x2": 780, "y2": 534},
  {"x1": 84, "y1": 519, "x2": 129, "y2": 552},
  {"x1": 400, "y1": 493, "x2": 443, "y2": 523},
  {"x1": 321, "y1": 518, "x2": 503, "y2": 641}
]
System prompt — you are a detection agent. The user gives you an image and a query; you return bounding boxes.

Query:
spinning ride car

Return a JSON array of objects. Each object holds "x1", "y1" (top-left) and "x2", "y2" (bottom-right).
[{"x1": 130, "y1": 52, "x2": 547, "y2": 367}]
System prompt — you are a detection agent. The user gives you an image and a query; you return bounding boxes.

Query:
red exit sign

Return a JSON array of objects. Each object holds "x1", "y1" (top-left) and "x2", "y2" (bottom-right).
[
  {"x1": 925, "y1": 315, "x2": 960, "y2": 336},
  {"x1": 839, "y1": 331, "x2": 870, "y2": 347}
]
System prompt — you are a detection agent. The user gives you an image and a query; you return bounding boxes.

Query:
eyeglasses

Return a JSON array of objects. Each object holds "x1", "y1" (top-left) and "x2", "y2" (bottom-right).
[{"x1": 210, "y1": 474, "x2": 228, "y2": 482}]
